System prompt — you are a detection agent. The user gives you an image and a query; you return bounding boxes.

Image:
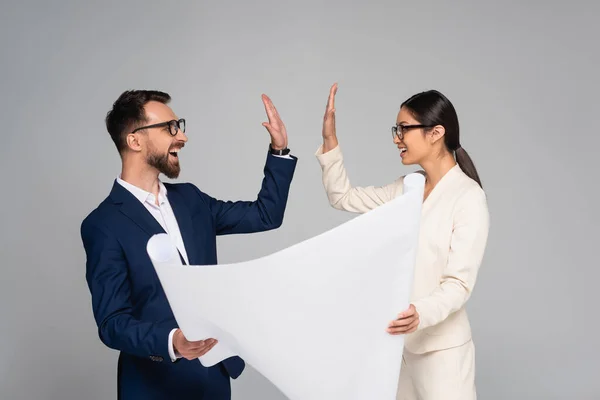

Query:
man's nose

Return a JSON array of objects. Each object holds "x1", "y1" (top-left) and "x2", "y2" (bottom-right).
[{"x1": 176, "y1": 129, "x2": 188, "y2": 142}]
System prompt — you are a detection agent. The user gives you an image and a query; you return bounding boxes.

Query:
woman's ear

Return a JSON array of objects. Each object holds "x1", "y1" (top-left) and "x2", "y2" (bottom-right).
[{"x1": 429, "y1": 125, "x2": 446, "y2": 145}]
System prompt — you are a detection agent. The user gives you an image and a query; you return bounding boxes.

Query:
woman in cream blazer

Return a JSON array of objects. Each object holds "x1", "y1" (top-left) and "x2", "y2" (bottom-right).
[{"x1": 315, "y1": 84, "x2": 490, "y2": 400}]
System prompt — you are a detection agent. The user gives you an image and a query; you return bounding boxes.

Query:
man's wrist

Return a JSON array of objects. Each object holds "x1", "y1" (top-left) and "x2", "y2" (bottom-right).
[{"x1": 269, "y1": 143, "x2": 290, "y2": 155}]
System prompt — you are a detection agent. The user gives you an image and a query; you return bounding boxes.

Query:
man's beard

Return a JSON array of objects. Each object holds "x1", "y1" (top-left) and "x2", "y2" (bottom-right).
[{"x1": 147, "y1": 150, "x2": 180, "y2": 179}]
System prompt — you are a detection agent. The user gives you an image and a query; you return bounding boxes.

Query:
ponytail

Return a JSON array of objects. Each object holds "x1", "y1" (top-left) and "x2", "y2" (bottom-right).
[{"x1": 455, "y1": 147, "x2": 482, "y2": 188}]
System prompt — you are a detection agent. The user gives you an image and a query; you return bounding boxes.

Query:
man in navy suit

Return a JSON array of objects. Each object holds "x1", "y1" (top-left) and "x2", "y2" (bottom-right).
[{"x1": 80, "y1": 90, "x2": 297, "y2": 399}]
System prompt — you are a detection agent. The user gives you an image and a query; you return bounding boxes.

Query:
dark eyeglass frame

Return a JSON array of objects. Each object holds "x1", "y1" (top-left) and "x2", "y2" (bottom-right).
[
  {"x1": 131, "y1": 118, "x2": 186, "y2": 136},
  {"x1": 391, "y1": 124, "x2": 433, "y2": 140}
]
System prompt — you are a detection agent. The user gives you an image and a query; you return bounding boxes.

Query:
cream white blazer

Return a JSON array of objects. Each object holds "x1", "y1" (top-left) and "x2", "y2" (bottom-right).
[{"x1": 315, "y1": 144, "x2": 490, "y2": 354}]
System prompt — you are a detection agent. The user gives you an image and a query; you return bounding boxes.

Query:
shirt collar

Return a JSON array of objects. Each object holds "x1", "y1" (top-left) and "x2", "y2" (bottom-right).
[{"x1": 116, "y1": 175, "x2": 168, "y2": 206}]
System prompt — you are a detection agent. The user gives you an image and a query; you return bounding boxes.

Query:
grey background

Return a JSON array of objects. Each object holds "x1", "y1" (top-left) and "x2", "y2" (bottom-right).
[{"x1": 1, "y1": 1, "x2": 598, "y2": 399}]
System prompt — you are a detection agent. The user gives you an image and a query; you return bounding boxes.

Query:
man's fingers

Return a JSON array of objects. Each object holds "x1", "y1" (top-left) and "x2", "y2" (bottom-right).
[
  {"x1": 200, "y1": 339, "x2": 218, "y2": 348},
  {"x1": 179, "y1": 335, "x2": 219, "y2": 359},
  {"x1": 187, "y1": 339, "x2": 217, "y2": 351},
  {"x1": 183, "y1": 340, "x2": 218, "y2": 358},
  {"x1": 270, "y1": 100, "x2": 281, "y2": 119},
  {"x1": 263, "y1": 122, "x2": 279, "y2": 138},
  {"x1": 191, "y1": 341, "x2": 218, "y2": 358},
  {"x1": 205, "y1": 341, "x2": 218, "y2": 352},
  {"x1": 193, "y1": 338, "x2": 217, "y2": 345},
  {"x1": 262, "y1": 94, "x2": 276, "y2": 122},
  {"x1": 262, "y1": 94, "x2": 282, "y2": 124},
  {"x1": 262, "y1": 97, "x2": 282, "y2": 127},
  {"x1": 193, "y1": 343, "x2": 212, "y2": 353},
  {"x1": 261, "y1": 95, "x2": 287, "y2": 142}
]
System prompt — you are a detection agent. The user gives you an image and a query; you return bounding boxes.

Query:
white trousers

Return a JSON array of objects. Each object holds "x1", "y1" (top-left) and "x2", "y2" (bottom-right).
[{"x1": 396, "y1": 339, "x2": 476, "y2": 400}]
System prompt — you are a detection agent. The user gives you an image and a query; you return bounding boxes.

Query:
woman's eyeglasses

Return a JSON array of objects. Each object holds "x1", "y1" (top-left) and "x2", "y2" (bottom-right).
[{"x1": 391, "y1": 124, "x2": 433, "y2": 140}]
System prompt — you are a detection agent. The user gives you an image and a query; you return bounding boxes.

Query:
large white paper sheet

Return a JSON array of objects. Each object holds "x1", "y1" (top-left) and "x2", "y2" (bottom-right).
[{"x1": 146, "y1": 173, "x2": 425, "y2": 400}]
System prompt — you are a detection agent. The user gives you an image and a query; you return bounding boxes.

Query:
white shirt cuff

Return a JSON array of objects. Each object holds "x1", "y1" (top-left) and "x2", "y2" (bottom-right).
[{"x1": 168, "y1": 328, "x2": 181, "y2": 362}]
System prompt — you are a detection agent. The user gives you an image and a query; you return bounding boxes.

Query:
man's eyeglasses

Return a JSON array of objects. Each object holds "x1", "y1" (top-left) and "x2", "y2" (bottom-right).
[
  {"x1": 132, "y1": 118, "x2": 186, "y2": 136},
  {"x1": 391, "y1": 124, "x2": 433, "y2": 140}
]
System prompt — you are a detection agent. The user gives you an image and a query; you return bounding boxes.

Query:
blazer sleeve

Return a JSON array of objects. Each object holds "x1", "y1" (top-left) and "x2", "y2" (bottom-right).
[
  {"x1": 315, "y1": 144, "x2": 402, "y2": 213},
  {"x1": 81, "y1": 218, "x2": 173, "y2": 361},
  {"x1": 193, "y1": 152, "x2": 297, "y2": 235},
  {"x1": 412, "y1": 186, "x2": 490, "y2": 330}
]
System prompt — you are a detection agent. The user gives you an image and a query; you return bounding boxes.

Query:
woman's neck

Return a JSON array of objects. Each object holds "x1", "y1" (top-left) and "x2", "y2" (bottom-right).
[{"x1": 420, "y1": 151, "x2": 457, "y2": 188}]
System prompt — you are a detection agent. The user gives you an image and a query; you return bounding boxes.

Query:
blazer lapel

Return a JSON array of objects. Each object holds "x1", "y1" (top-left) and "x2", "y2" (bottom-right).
[
  {"x1": 421, "y1": 165, "x2": 460, "y2": 213},
  {"x1": 165, "y1": 188, "x2": 197, "y2": 265},
  {"x1": 109, "y1": 181, "x2": 166, "y2": 237}
]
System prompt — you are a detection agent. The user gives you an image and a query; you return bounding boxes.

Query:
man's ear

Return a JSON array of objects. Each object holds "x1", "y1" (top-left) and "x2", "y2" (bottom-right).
[
  {"x1": 429, "y1": 125, "x2": 446, "y2": 145},
  {"x1": 126, "y1": 132, "x2": 143, "y2": 152}
]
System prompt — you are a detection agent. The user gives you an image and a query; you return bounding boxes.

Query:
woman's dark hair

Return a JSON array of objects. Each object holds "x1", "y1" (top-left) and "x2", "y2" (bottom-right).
[{"x1": 401, "y1": 90, "x2": 482, "y2": 188}]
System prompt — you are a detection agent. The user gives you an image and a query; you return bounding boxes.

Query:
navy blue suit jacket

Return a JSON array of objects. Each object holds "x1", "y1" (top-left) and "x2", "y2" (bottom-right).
[{"x1": 81, "y1": 153, "x2": 297, "y2": 399}]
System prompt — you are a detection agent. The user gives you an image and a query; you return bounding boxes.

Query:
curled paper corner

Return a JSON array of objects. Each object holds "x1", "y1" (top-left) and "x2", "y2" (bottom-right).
[
  {"x1": 146, "y1": 233, "x2": 178, "y2": 264},
  {"x1": 403, "y1": 172, "x2": 426, "y2": 193}
]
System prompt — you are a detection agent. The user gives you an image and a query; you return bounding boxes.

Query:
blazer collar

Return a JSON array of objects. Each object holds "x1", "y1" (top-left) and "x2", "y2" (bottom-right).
[
  {"x1": 421, "y1": 164, "x2": 460, "y2": 212},
  {"x1": 109, "y1": 180, "x2": 166, "y2": 237},
  {"x1": 109, "y1": 180, "x2": 197, "y2": 264}
]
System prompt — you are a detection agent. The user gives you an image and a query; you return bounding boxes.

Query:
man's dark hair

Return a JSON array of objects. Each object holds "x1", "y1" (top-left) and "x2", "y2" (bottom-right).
[{"x1": 105, "y1": 90, "x2": 171, "y2": 154}]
